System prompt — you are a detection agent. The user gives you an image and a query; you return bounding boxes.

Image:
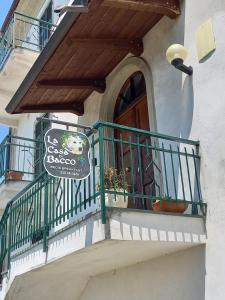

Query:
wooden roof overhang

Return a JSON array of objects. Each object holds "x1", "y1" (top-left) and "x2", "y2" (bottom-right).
[{"x1": 6, "y1": 0, "x2": 180, "y2": 116}]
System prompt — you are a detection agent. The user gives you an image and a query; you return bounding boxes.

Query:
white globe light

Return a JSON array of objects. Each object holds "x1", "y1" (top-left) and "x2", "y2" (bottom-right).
[{"x1": 166, "y1": 44, "x2": 188, "y2": 64}]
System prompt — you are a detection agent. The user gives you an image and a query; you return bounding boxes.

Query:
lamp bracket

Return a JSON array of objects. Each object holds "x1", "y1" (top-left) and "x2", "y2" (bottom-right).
[{"x1": 171, "y1": 58, "x2": 193, "y2": 76}]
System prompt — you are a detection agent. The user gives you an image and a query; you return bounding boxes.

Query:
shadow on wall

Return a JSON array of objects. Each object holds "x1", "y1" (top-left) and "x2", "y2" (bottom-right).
[{"x1": 180, "y1": 76, "x2": 194, "y2": 139}]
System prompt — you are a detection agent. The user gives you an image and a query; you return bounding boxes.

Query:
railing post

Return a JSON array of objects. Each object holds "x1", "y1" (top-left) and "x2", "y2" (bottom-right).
[
  {"x1": 12, "y1": 13, "x2": 16, "y2": 49},
  {"x1": 192, "y1": 143, "x2": 200, "y2": 215},
  {"x1": 7, "y1": 204, "x2": 12, "y2": 271},
  {"x1": 98, "y1": 126, "x2": 106, "y2": 224},
  {"x1": 5, "y1": 135, "x2": 11, "y2": 183},
  {"x1": 43, "y1": 174, "x2": 49, "y2": 252}
]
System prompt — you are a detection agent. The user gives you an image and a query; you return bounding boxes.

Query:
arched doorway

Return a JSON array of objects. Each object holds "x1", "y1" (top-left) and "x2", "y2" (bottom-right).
[{"x1": 113, "y1": 72, "x2": 155, "y2": 209}]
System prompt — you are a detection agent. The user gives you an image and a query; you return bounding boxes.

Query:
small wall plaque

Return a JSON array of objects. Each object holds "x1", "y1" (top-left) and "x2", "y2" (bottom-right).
[{"x1": 195, "y1": 18, "x2": 216, "y2": 62}]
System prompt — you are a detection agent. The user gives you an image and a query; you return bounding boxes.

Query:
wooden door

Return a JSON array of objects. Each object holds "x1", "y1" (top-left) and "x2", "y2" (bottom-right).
[{"x1": 114, "y1": 96, "x2": 155, "y2": 209}]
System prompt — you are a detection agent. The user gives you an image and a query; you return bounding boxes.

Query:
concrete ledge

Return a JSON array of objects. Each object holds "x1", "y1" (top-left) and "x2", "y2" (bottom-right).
[{"x1": 0, "y1": 208, "x2": 206, "y2": 300}]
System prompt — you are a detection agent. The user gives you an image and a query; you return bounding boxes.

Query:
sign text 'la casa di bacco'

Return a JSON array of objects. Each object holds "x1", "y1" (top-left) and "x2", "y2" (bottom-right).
[{"x1": 44, "y1": 129, "x2": 91, "y2": 180}]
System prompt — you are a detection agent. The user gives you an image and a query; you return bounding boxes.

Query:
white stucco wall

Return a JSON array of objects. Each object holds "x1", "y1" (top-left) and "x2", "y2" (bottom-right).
[
  {"x1": 1, "y1": 1, "x2": 225, "y2": 299},
  {"x1": 143, "y1": 3, "x2": 225, "y2": 300},
  {"x1": 78, "y1": 2, "x2": 225, "y2": 299},
  {"x1": 183, "y1": 3, "x2": 225, "y2": 300},
  {"x1": 80, "y1": 245, "x2": 205, "y2": 300},
  {"x1": 16, "y1": 112, "x2": 78, "y2": 139}
]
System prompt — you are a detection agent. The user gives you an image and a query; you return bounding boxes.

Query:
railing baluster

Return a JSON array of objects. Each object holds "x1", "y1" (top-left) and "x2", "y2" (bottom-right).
[
  {"x1": 34, "y1": 186, "x2": 37, "y2": 235},
  {"x1": 75, "y1": 181, "x2": 79, "y2": 215},
  {"x1": 177, "y1": 145, "x2": 186, "y2": 202},
  {"x1": 7, "y1": 204, "x2": 12, "y2": 269},
  {"x1": 98, "y1": 126, "x2": 106, "y2": 224},
  {"x1": 63, "y1": 178, "x2": 66, "y2": 222},
  {"x1": 49, "y1": 178, "x2": 52, "y2": 227},
  {"x1": 119, "y1": 133, "x2": 126, "y2": 201},
  {"x1": 79, "y1": 189, "x2": 82, "y2": 212},
  {"x1": 39, "y1": 180, "x2": 42, "y2": 231},
  {"x1": 137, "y1": 135, "x2": 144, "y2": 206},
  {"x1": 11, "y1": 205, "x2": 15, "y2": 251},
  {"x1": 25, "y1": 193, "x2": 28, "y2": 244},
  {"x1": 43, "y1": 174, "x2": 49, "y2": 252},
  {"x1": 84, "y1": 178, "x2": 87, "y2": 210},
  {"x1": 129, "y1": 135, "x2": 135, "y2": 197},
  {"x1": 21, "y1": 195, "x2": 25, "y2": 247},
  {"x1": 23, "y1": 143, "x2": 26, "y2": 173},
  {"x1": 192, "y1": 148, "x2": 201, "y2": 202},
  {"x1": 185, "y1": 147, "x2": 193, "y2": 204},
  {"x1": 70, "y1": 179, "x2": 74, "y2": 217},
  {"x1": 88, "y1": 175, "x2": 91, "y2": 207},
  {"x1": 92, "y1": 135, "x2": 96, "y2": 204},
  {"x1": 170, "y1": 144, "x2": 178, "y2": 204},
  {"x1": 52, "y1": 177, "x2": 56, "y2": 227},
  {"x1": 67, "y1": 179, "x2": 70, "y2": 219},
  {"x1": 111, "y1": 131, "x2": 117, "y2": 202}
]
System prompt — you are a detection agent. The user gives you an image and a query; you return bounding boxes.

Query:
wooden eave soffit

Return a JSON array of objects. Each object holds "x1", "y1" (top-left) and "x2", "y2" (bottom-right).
[
  {"x1": 101, "y1": 0, "x2": 181, "y2": 19},
  {"x1": 66, "y1": 38, "x2": 143, "y2": 56},
  {"x1": 37, "y1": 38, "x2": 143, "y2": 93},
  {"x1": 37, "y1": 78, "x2": 106, "y2": 93},
  {"x1": 20, "y1": 102, "x2": 84, "y2": 116}
]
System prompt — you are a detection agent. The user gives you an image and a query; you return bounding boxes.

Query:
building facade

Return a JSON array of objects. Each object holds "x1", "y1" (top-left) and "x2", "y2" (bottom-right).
[{"x1": 0, "y1": 0, "x2": 224, "y2": 299}]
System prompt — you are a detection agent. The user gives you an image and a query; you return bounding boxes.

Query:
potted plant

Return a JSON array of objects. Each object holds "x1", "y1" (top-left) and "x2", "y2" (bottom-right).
[
  {"x1": 152, "y1": 196, "x2": 188, "y2": 213},
  {"x1": 6, "y1": 170, "x2": 24, "y2": 181},
  {"x1": 98, "y1": 167, "x2": 128, "y2": 208}
]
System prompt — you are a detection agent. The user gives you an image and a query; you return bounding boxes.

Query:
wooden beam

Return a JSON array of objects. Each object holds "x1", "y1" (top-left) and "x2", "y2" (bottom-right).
[
  {"x1": 67, "y1": 38, "x2": 143, "y2": 56},
  {"x1": 102, "y1": 0, "x2": 180, "y2": 19},
  {"x1": 20, "y1": 102, "x2": 84, "y2": 116},
  {"x1": 37, "y1": 78, "x2": 106, "y2": 93}
]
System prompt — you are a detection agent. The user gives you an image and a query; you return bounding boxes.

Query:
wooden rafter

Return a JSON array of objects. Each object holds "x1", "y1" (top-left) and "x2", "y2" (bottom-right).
[
  {"x1": 7, "y1": 0, "x2": 168, "y2": 115},
  {"x1": 37, "y1": 78, "x2": 106, "y2": 93},
  {"x1": 20, "y1": 103, "x2": 84, "y2": 116},
  {"x1": 101, "y1": 0, "x2": 180, "y2": 19},
  {"x1": 67, "y1": 38, "x2": 143, "y2": 56}
]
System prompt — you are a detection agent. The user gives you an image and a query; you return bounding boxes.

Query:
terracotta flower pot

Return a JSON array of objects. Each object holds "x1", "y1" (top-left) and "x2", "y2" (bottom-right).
[
  {"x1": 152, "y1": 199, "x2": 188, "y2": 213},
  {"x1": 6, "y1": 171, "x2": 24, "y2": 181}
]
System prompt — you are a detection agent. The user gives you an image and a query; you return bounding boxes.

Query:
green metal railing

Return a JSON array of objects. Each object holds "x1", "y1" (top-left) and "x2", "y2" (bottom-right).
[
  {"x1": 0, "y1": 135, "x2": 43, "y2": 183},
  {"x1": 0, "y1": 12, "x2": 57, "y2": 69},
  {"x1": 0, "y1": 122, "x2": 206, "y2": 271}
]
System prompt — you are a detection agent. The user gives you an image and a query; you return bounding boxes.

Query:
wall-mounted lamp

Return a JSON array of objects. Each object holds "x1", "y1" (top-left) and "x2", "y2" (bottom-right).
[{"x1": 166, "y1": 44, "x2": 193, "y2": 76}]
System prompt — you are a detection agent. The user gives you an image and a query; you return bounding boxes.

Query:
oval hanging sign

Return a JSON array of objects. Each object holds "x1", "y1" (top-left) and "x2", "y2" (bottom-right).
[{"x1": 44, "y1": 129, "x2": 91, "y2": 180}]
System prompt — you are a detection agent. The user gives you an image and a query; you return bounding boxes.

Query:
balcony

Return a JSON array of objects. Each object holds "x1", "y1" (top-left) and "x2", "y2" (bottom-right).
[
  {"x1": 0, "y1": 122, "x2": 206, "y2": 300},
  {"x1": 0, "y1": 134, "x2": 42, "y2": 216},
  {"x1": 0, "y1": 12, "x2": 57, "y2": 127}
]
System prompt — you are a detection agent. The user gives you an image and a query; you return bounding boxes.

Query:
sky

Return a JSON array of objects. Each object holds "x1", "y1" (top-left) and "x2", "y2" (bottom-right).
[{"x1": 0, "y1": 0, "x2": 14, "y2": 142}]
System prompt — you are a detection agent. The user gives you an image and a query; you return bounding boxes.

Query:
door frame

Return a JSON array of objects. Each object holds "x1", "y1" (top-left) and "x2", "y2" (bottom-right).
[{"x1": 99, "y1": 57, "x2": 164, "y2": 197}]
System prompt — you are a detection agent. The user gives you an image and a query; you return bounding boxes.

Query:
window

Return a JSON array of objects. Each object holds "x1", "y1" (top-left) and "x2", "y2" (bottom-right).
[
  {"x1": 114, "y1": 72, "x2": 146, "y2": 119},
  {"x1": 34, "y1": 113, "x2": 51, "y2": 176},
  {"x1": 39, "y1": 1, "x2": 53, "y2": 50}
]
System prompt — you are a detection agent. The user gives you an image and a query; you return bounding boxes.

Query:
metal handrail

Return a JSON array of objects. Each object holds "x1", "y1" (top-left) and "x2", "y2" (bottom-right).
[
  {"x1": 0, "y1": 122, "x2": 205, "y2": 273},
  {"x1": 93, "y1": 121, "x2": 200, "y2": 146},
  {"x1": 14, "y1": 12, "x2": 57, "y2": 28},
  {"x1": 0, "y1": 134, "x2": 43, "y2": 182},
  {"x1": 0, "y1": 12, "x2": 57, "y2": 69}
]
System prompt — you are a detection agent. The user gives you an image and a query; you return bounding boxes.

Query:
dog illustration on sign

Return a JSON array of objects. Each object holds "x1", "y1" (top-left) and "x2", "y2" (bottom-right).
[
  {"x1": 62, "y1": 135, "x2": 86, "y2": 155},
  {"x1": 62, "y1": 133, "x2": 88, "y2": 168}
]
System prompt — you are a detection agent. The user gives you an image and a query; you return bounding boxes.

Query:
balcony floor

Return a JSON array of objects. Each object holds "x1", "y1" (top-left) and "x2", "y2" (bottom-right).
[
  {"x1": 0, "y1": 48, "x2": 39, "y2": 127},
  {"x1": 1, "y1": 208, "x2": 206, "y2": 300}
]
